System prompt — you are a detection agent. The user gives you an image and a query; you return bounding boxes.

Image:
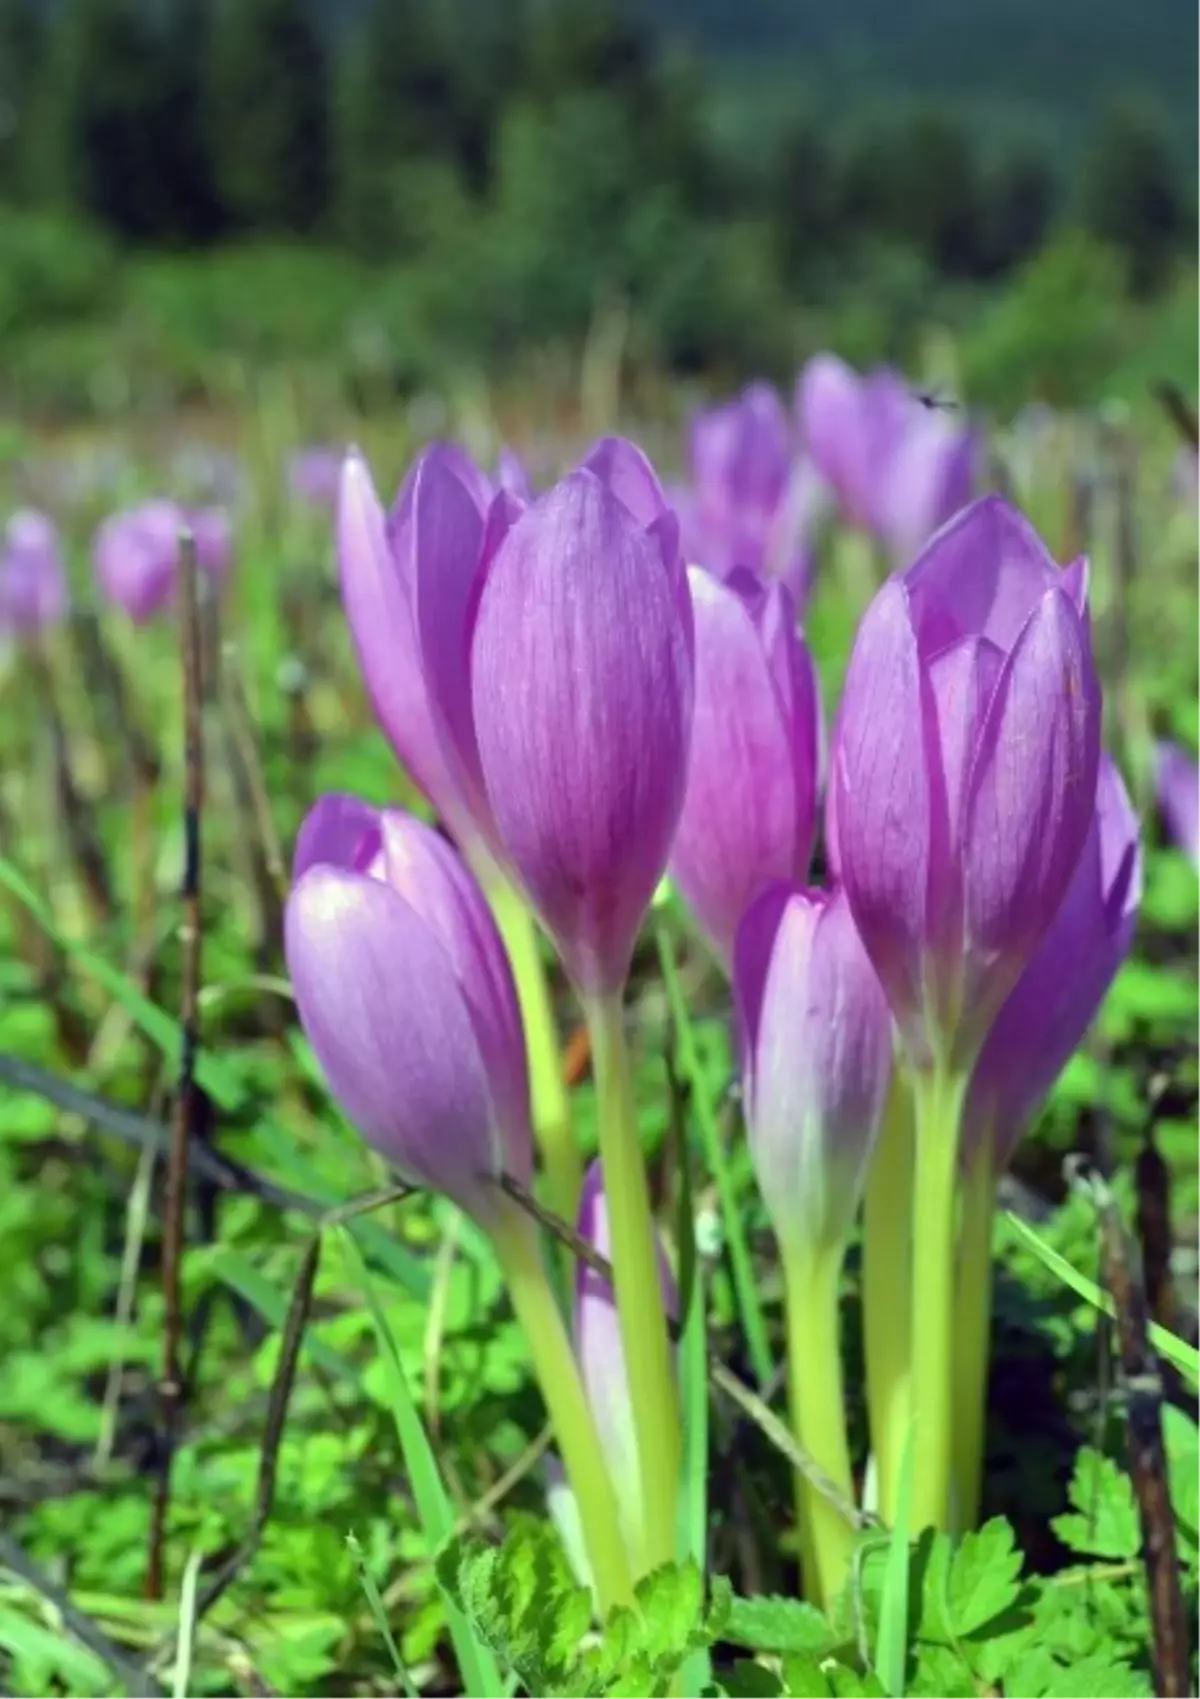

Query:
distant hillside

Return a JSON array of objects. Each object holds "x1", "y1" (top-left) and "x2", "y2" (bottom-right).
[{"x1": 640, "y1": 0, "x2": 1198, "y2": 164}]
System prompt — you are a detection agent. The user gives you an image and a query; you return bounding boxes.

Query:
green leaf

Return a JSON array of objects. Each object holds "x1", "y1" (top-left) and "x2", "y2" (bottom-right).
[
  {"x1": 0, "y1": 1606, "x2": 112, "y2": 1696},
  {"x1": 1051, "y1": 1450, "x2": 1140, "y2": 1559},
  {"x1": 724, "y1": 1592, "x2": 835, "y2": 1656},
  {"x1": 340, "y1": 1231, "x2": 506, "y2": 1697},
  {"x1": 1163, "y1": 1403, "x2": 1199, "y2": 1551},
  {"x1": 875, "y1": 1420, "x2": 916, "y2": 1695},
  {"x1": 944, "y1": 1518, "x2": 1023, "y2": 1637}
]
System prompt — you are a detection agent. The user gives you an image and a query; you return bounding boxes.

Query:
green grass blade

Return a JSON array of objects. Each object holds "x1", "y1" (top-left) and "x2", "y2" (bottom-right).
[
  {"x1": 347, "y1": 1532, "x2": 419, "y2": 1698},
  {"x1": 170, "y1": 1546, "x2": 204, "y2": 1699},
  {"x1": 655, "y1": 918, "x2": 773, "y2": 1387},
  {"x1": 874, "y1": 1420, "x2": 917, "y2": 1698},
  {"x1": 676, "y1": 1223, "x2": 712, "y2": 1696},
  {"x1": 339, "y1": 1229, "x2": 506, "y2": 1697},
  {"x1": 1003, "y1": 1210, "x2": 1200, "y2": 1381},
  {"x1": 0, "y1": 854, "x2": 248, "y2": 1109}
]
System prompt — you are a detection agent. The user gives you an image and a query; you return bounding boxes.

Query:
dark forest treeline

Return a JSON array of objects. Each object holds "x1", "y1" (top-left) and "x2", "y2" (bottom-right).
[{"x1": 0, "y1": 0, "x2": 1194, "y2": 404}]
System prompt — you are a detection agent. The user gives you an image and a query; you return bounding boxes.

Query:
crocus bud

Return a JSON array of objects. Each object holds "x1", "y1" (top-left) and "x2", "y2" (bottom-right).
[
  {"x1": 964, "y1": 754, "x2": 1141, "y2": 1170},
  {"x1": 0, "y1": 510, "x2": 69, "y2": 633},
  {"x1": 574, "y1": 1159, "x2": 676, "y2": 1550},
  {"x1": 831, "y1": 496, "x2": 1102, "y2": 1071},
  {"x1": 418, "y1": 436, "x2": 694, "y2": 997},
  {"x1": 285, "y1": 796, "x2": 531, "y2": 1225},
  {"x1": 337, "y1": 445, "x2": 516, "y2": 852},
  {"x1": 93, "y1": 499, "x2": 229, "y2": 624},
  {"x1": 669, "y1": 569, "x2": 820, "y2": 966},
  {"x1": 1155, "y1": 740, "x2": 1198, "y2": 867},
  {"x1": 734, "y1": 883, "x2": 892, "y2": 1261},
  {"x1": 796, "y1": 355, "x2": 976, "y2": 564}
]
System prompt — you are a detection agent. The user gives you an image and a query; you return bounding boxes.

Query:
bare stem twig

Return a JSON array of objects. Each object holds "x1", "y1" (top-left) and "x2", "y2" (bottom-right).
[{"x1": 147, "y1": 531, "x2": 205, "y2": 1601}]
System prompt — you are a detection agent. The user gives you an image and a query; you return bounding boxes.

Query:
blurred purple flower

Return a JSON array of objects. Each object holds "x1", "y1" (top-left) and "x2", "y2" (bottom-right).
[
  {"x1": 964, "y1": 754, "x2": 1141, "y2": 1169},
  {"x1": 285, "y1": 796, "x2": 531, "y2": 1226},
  {"x1": 669, "y1": 569, "x2": 821, "y2": 966},
  {"x1": 796, "y1": 354, "x2": 977, "y2": 565},
  {"x1": 830, "y1": 495, "x2": 1102, "y2": 1070},
  {"x1": 1155, "y1": 740, "x2": 1199, "y2": 866},
  {"x1": 93, "y1": 499, "x2": 232, "y2": 625},
  {"x1": 675, "y1": 383, "x2": 821, "y2": 605},
  {"x1": 289, "y1": 446, "x2": 345, "y2": 507},
  {"x1": 0, "y1": 509, "x2": 69, "y2": 634}
]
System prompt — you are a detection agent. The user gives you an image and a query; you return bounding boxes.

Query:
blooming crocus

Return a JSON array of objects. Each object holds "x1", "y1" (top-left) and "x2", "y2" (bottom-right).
[
  {"x1": 93, "y1": 499, "x2": 231, "y2": 625},
  {"x1": 734, "y1": 880, "x2": 891, "y2": 1606},
  {"x1": 964, "y1": 753, "x2": 1141, "y2": 1172},
  {"x1": 285, "y1": 796, "x2": 530, "y2": 1227},
  {"x1": 1155, "y1": 740, "x2": 1199, "y2": 867},
  {"x1": 572, "y1": 1160, "x2": 676, "y2": 1555},
  {"x1": 0, "y1": 510, "x2": 69, "y2": 634},
  {"x1": 669, "y1": 569, "x2": 820, "y2": 966},
  {"x1": 797, "y1": 354, "x2": 976, "y2": 565},
  {"x1": 676, "y1": 383, "x2": 819, "y2": 603},
  {"x1": 495, "y1": 446, "x2": 533, "y2": 502},
  {"x1": 831, "y1": 495, "x2": 1102, "y2": 1073},
  {"x1": 288, "y1": 446, "x2": 345, "y2": 507},
  {"x1": 411, "y1": 435, "x2": 694, "y2": 998}
]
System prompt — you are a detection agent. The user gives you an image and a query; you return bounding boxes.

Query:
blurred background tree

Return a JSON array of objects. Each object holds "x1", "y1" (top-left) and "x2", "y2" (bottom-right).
[{"x1": 0, "y1": 0, "x2": 1193, "y2": 411}]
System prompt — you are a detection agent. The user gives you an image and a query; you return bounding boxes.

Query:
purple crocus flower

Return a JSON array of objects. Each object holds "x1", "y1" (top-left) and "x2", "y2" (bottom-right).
[
  {"x1": 93, "y1": 499, "x2": 232, "y2": 625},
  {"x1": 495, "y1": 446, "x2": 533, "y2": 502},
  {"x1": 669, "y1": 569, "x2": 821, "y2": 966},
  {"x1": 383, "y1": 435, "x2": 694, "y2": 998},
  {"x1": 964, "y1": 754, "x2": 1141, "y2": 1170},
  {"x1": 831, "y1": 495, "x2": 1102, "y2": 1072},
  {"x1": 1155, "y1": 740, "x2": 1199, "y2": 867},
  {"x1": 285, "y1": 796, "x2": 531, "y2": 1226},
  {"x1": 288, "y1": 446, "x2": 345, "y2": 507},
  {"x1": 676, "y1": 383, "x2": 819, "y2": 604},
  {"x1": 797, "y1": 354, "x2": 976, "y2": 565},
  {"x1": 572, "y1": 1159, "x2": 676, "y2": 1552},
  {"x1": 0, "y1": 509, "x2": 69, "y2": 634},
  {"x1": 734, "y1": 883, "x2": 892, "y2": 1260}
]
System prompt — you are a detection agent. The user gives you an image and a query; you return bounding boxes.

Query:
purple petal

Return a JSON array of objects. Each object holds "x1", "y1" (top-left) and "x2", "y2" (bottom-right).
[
  {"x1": 904, "y1": 495, "x2": 1060, "y2": 655},
  {"x1": 960, "y1": 586, "x2": 1101, "y2": 1051},
  {"x1": 1, "y1": 508, "x2": 69, "y2": 632},
  {"x1": 669, "y1": 572, "x2": 817, "y2": 965},
  {"x1": 92, "y1": 500, "x2": 185, "y2": 624},
  {"x1": 879, "y1": 415, "x2": 976, "y2": 566},
  {"x1": 734, "y1": 883, "x2": 892, "y2": 1258},
  {"x1": 411, "y1": 449, "x2": 511, "y2": 850},
  {"x1": 965, "y1": 754, "x2": 1140, "y2": 1167},
  {"x1": 376, "y1": 811, "x2": 530, "y2": 1160},
  {"x1": 285, "y1": 868, "x2": 519, "y2": 1222},
  {"x1": 832, "y1": 579, "x2": 931, "y2": 1049},
  {"x1": 1156, "y1": 741, "x2": 1199, "y2": 866},
  {"x1": 582, "y1": 436, "x2": 671, "y2": 527},
  {"x1": 293, "y1": 794, "x2": 383, "y2": 882},
  {"x1": 796, "y1": 354, "x2": 870, "y2": 524},
  {"x1": 469, "y1": 466, "x2": 694, "y2": 994}
]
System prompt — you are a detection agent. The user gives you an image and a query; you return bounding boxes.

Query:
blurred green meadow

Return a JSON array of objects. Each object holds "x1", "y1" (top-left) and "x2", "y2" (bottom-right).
[{"x1": 0, "y1": 1, "x2": 1197, "y2": 1695}]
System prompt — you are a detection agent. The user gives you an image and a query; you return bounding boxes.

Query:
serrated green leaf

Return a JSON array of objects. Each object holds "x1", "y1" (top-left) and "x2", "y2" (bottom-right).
[
  {"x1": 1051, "y1": 1450, "x2": 1140, "y2": 1559},
  {"x1": 724, "y1": 1592, "x2": 835, "y2": 1657},
  {"x1": 945, "y1": 1517, "x2": 1023, "y2": 1637},
  {"x1": 633, "y1": 1561, "x2": 705, "y2": 1663}
]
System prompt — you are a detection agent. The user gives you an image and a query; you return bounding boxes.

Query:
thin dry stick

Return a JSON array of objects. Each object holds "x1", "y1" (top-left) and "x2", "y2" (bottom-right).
[
  {"x1": 496, "y1": 1172, "x2": 873, "y2": 1531},
  {"x1": 1152, "y1": 379, "x2": 1200, "y2": 449},
  {"x1": 147, "y1": 531, "x2": 205, "y2": 1602},
  {"x1": 181, "y1": 1185, "x2": 414, "y2": 1629},
  {"x1": 1084, "y1": 1170, "x2": 1189, "y2": 1698}
]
